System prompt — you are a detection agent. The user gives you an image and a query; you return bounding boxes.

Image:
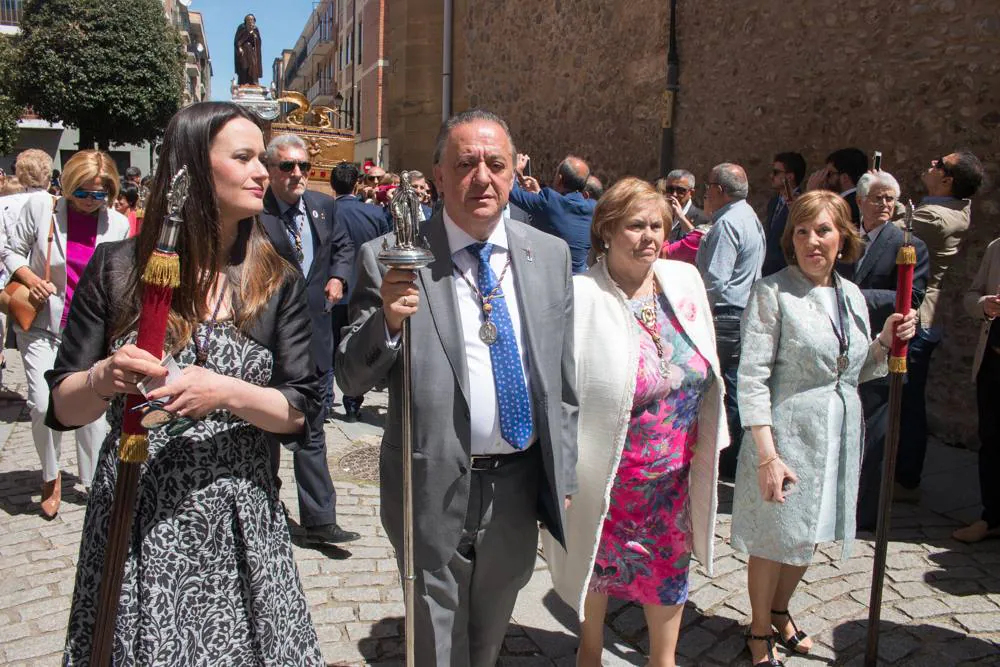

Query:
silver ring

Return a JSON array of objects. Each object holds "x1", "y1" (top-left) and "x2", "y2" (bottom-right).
[{"x1": 402, "y1": 296, "x2": 410, "y2": 307}]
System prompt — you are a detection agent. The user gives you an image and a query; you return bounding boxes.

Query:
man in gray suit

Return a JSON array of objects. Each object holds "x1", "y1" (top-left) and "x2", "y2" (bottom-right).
[{"x1": 336, "y1": 109, "x2": 579, "y2": 666}]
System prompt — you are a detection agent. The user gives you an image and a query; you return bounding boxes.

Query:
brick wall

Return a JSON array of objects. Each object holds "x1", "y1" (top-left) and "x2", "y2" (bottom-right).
[{"x1": 455, "y1": 0, "x2": 1000, "y2": 443}]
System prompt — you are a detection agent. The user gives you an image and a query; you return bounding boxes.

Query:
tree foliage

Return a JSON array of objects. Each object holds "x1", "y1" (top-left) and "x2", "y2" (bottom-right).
[
  {"x1": 16, "y1": 0, "x2": 185, "y2": 150},
  {"x1": 0, "y1": 36, "x2": 22, "y2": 155}
]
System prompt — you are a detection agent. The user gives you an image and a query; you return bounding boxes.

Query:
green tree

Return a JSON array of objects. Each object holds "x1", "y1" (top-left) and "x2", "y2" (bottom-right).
[
  {"x1": 0, "y1": 36, "x2": 22, "y2": 155},
  {"x1": 16, "y1": 0, "x2": 185, "y2": 150}
]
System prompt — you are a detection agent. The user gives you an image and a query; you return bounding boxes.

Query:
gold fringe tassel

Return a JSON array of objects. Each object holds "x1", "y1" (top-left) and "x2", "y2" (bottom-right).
[
  {"x1": 896, "y1": 245, "x2": 917, "y2": 266},
  {"x1": 888, "y1": 356, "x2": 907, "y2": 374},
  {"x1": 142, "y1": 251, "x2": 181, "y2": 288},
  {"x1": 118, "y1": 433, "x2": 149, "y2": 463}
]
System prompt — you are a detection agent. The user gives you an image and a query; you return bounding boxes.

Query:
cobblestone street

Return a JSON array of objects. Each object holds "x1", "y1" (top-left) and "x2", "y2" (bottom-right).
[{"x1": 1, "y1": 351, "x2": 998, "y2": 665}]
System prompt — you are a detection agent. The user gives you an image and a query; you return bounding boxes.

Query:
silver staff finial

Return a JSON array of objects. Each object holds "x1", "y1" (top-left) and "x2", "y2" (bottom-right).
[
  {"x1": 379, "y1": 171, "x2": 434, "y2": 271},
  {"x1": 166, "y1": 167, "x2": 190, "y2": 218}
]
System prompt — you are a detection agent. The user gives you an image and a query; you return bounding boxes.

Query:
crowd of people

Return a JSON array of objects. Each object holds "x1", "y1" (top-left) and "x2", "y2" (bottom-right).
[{"x1": 0, "y1": 101, "x2": 993, "y2": 666}]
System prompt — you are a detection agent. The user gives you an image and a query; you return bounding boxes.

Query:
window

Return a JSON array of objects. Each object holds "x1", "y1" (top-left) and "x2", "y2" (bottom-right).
[
  {"x1": 357, "y1": 22, "x2": 362, "y2": 65},
  {"x1": 356, "y1": 88, "x2": 361, "y2": 135}
]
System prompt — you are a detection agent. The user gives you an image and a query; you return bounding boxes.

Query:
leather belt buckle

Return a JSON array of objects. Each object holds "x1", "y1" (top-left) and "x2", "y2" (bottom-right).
[{"x1": 470, "y1": 455, "x2": 501, "y2": 472}]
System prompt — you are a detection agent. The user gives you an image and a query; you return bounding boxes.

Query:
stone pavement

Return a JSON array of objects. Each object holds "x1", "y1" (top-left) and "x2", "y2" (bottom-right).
[{"x1": 0, "y1": 350, "x2": 998, "y2": 665}]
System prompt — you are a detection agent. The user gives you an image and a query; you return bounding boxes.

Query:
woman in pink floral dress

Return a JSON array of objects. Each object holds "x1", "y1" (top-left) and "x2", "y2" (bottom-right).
[{"x1": 542, "y1": 177, "x2": 728, "y2": 667}]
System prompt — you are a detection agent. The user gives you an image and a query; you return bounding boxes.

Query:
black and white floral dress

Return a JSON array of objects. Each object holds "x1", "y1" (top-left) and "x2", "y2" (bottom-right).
[{"x1": 45, "y1": 240, "x2": 323, "y2": 666}]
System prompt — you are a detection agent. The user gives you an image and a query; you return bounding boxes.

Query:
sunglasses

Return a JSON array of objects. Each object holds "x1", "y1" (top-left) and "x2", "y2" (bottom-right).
[
  {"x1": 664, "y1": 186, "x2": 689, "y2": 196},
  {"x1": 364, "y1": 174, "x2": 382, "y2": 182},
  {"x1": 72, "y1": 189, "x2": 108, "y2": 201},
  {"x1": 933, "y1": 157, "x2": 952, "y2": 176},
  {"x1": 277, "y1": 160, "x2": 312, "y2": 173}
]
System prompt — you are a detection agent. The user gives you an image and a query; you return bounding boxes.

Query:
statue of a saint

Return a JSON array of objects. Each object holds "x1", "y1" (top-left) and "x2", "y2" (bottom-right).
[{"x1": 234, "y1": 14, "x2": 263, "y2": 87}]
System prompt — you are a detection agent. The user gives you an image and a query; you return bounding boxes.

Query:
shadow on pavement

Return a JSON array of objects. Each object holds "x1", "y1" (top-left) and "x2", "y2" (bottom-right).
[
  {"x1": 832, "y1": 618, "x2": 999, "y2": 664},
  {"x1": 0, "y1": 468, "x2": 87, "y2": 517}
]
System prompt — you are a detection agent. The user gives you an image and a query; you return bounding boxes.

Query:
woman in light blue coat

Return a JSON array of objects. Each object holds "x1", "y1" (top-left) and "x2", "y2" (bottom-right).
[{"x1": 731, "y1": 191, "x2": 917, "y2": 666}]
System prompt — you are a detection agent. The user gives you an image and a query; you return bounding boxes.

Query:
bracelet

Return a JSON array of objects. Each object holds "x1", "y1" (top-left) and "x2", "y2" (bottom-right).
[
  {"x1": 757, "y1": 455, "x2": 778, "y2": 469},
  {"x1": 877, "y1": 337, "x2": 891, "y2": 354},
  {"x1": 87, "y1": 361, "x2": 114, "y2": 402}
]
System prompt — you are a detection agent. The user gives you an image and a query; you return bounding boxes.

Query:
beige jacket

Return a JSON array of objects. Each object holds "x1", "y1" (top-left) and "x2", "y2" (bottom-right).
[
  {"x1": 895, "y1": 198, "x2": 971, "y2": 328},
  {"x1": 965, "y1": 237, "x2": 1000, "y2": 380}
]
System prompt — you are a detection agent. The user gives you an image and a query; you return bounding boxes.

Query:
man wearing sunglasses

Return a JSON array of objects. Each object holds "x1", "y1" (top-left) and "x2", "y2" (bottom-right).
[
  {"x1": 657, "y1": 169, "x2": 709, "y2": 244},
  {"x1": 260, "y1": 134, "x2": 359, "y2": 546}
]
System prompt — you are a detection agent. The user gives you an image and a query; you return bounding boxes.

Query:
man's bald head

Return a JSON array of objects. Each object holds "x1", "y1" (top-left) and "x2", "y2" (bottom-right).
[{"x1": 554, "y1": 155, "x2": 590, "y2": 194}]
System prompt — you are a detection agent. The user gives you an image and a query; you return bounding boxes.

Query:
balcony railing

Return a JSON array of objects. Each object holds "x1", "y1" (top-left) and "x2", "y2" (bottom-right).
[
  {"x1": 0, "y1": 0, "x2": 23, "y2": 27},
  {"x1": 307, "y1": 78, "x2": 335, "y2": 101}
]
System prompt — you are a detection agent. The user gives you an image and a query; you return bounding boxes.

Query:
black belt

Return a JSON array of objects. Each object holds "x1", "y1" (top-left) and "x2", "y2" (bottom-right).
[
  {"x1": 714, "y1": 305, "x2": 744, "y2": 317},
  {"x1": 469, "y1": 444, "x2": 536, "y2": 472}
]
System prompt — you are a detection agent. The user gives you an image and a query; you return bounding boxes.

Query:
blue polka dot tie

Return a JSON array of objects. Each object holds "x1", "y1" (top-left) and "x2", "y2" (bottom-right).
[{"x1": 469, "y1": 242, "x2": 533, "y2": 448}]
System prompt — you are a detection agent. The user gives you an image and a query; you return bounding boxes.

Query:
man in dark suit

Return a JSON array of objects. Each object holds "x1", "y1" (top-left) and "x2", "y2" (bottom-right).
[
  {"x1": 807, "y1": 147, "x2": 868, "y2": 227},
  {"x1": 509, "y1": 153, "x2": 595, "y2": 273},
  {"x1": 839, "y1": 171, "x2": 930, "y2": 531},
  {"x1": 761, "y1": 151, "x2": 806, "y2": 277},
  {"x1": 261, "y1": 135, "x2": 359, "y2": 545},
  {"x1": 329, "y1": 161, "x2": 392, "y2": 422},
  {"x1": 337, "y1": 110, "x2": 578, "y2": 666}
]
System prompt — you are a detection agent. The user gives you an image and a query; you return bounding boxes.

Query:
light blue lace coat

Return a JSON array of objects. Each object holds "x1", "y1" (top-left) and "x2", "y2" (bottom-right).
[{"x1": 731, "y1": 266, "x2": 887, "y2": 565}]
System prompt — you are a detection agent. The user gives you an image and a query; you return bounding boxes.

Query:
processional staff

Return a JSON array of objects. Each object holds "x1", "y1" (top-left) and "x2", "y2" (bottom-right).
[
  {"x1": 378, "y1": 173, "x2": 434, "y2": 666},
  {"x1": 864, "y1": 199, "x2": 917, "y2": 666},
  {"x1": 89, "y1": 168, "x2": 190, "y2": 666}
]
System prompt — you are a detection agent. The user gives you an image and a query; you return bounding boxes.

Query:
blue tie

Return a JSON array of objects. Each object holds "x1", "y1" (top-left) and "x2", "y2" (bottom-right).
[{"x1": 469, "y1": 242, "x2": 533, "y2": 449}]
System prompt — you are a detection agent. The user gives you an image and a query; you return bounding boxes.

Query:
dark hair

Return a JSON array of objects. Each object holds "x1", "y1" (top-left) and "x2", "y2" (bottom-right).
[
  {"x1": 432, "y1": 109, "x2": 516, "y2": 166},
  {"x1": 331, "y1": 162, "x2": 360, "y2": 195},
  {"x1": 781, "y1": 190, "x2": 863, "y2": 266},
  {"x1": 557, "y1": 157, "x2": 590, "y2": 192},
  {"x1": 825, "y1": 148, "x2": 868, "y2": 186},
  {"x1": 583, "y1": 175, "x2": 604, "y2": 200},
  {"x1": 115, "y1": 102, "x2": 291, "y2": 347},
  {"x1": 125, "y1": 166, "x2": 142, "y2": 181},
  {"x1": 119, "y1": 183, "x2": 140, "y2": 208},
  {"x1": 773, "y1": 151, "x2": 806, "y2": 188},
  {"x1": 949, "y1": 151, "x2": 984, "y2": 199}
]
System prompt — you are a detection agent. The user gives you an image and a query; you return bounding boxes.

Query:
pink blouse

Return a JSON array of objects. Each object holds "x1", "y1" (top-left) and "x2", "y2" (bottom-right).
[{"x1": 61, "y1": 206, "x2": 100, "y2": 329}]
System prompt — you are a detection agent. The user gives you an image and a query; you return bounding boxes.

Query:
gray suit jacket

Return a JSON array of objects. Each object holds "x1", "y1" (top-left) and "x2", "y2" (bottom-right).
[{"x1": 336, "y1": 213, "x2": 579, "y2": 571}]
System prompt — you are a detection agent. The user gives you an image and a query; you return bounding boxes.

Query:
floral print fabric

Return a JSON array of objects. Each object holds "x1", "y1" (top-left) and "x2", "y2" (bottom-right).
[{"x1": 589, "y1": 294, "x2": 712, "y2": 606}]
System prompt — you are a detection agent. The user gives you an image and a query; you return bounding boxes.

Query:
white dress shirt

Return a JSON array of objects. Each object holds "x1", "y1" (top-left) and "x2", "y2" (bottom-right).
[{"x1": 442, "y1": 210, "x2": 535, "y2": 455}]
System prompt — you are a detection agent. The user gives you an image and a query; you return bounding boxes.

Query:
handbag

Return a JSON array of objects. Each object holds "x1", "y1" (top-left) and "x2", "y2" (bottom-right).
[{"x1": 0, "y1": 197, "x2": 57, "y2": 331}]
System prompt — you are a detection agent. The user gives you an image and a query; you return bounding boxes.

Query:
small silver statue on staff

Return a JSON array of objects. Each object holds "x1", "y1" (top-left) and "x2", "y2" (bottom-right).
[{"x1": 378, "y1": 172, "x2": 434, "y2": 666}]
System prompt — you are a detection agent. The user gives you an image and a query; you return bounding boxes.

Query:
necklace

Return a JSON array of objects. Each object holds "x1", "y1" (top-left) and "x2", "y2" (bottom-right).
[
  {"x1": 453, "y1": 255, "x2": 512, "y2": 346},
  {"x1": 631, "y1": 283, "x2": 671, "y2": 379},
  {"x1": 828, "y1": 273, "x2": 849, "y2": 377},
  {"x1": 194, "y1": 276, "x2": 229, "y2": 366}
]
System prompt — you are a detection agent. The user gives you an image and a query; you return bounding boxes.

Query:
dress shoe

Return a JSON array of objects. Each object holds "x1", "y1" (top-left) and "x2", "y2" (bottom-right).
[
  {"x1": 893, "y1": 482, "x2": 922, "y2": 504},
  {"x1": 304, "y1": 523, "x2": 361, "y2": 545},
  {"x1": 952, "y1": 520, "x2": 1000, "y2": 544},
  {"x1": 40, "y1": 472, "x2": 61, "y2": 519}
]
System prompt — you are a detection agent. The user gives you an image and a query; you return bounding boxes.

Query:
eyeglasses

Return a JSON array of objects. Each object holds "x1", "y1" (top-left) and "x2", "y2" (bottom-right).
[
  {"x1": 72, "y1": 189, "x2": 108, "y2": 201},
  {"x1": 663, "y1": 186, "x2": 689, "y2": 196},
  {"x1": 771, "y1": 168, "x2": 786, "y2": 176},
  {"x1": 277, "y1": 160, "x2": 311, "y2": 173},
  {"x1": 706, "y1": 182, "x2": 721, "y2": 190},
  {"x1": 933, "y1": 157, "x2": 952, "y2": 176}
]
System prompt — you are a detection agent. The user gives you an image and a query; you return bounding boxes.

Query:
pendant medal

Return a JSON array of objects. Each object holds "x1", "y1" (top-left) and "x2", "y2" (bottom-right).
[
  {"x1": 658, "y1": 358, "x2": 671, "y2": 379},
  {"x1": 837, "y1": 354, "x2": 849, "y2": 373},
  {"x1": 479, "y1": 320, "x2": 498, "y2": 345}
]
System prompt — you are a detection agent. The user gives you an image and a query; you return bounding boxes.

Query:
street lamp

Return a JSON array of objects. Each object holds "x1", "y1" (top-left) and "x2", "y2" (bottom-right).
[{"x1": 333, "y1": 92, "x2": 354, "y2": 129}]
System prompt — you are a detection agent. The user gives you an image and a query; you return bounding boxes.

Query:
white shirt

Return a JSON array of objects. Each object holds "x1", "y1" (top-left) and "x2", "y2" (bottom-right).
[
  {"x1": 442, "y1": 210, "x2": 535, "y2": 455},
  {"x1": 840, "y1": 187, "x2": 857, "y2": 198}
]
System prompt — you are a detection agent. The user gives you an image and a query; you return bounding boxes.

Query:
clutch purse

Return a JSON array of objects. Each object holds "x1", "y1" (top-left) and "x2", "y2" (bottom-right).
[{"x1": 0, "y1": 197, "x2": 57, "y2": 331}]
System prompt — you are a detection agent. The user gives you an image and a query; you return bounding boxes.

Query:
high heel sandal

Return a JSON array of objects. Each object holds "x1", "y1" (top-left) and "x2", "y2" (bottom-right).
[
  {"x1": 745, "y1": 630, "x2": 784, "y2": 666},
  {"x1": 771, "y1": 609, "x2": 810, "y2": 654}
]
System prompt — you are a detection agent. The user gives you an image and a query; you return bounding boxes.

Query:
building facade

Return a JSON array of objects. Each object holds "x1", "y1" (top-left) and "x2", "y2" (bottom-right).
[
  {"x1": 389, "y1": 0, "x2": 999, "y2": 443},
  {"x1": 276, "y1": 0, "x2": 388, "y2": 167}
]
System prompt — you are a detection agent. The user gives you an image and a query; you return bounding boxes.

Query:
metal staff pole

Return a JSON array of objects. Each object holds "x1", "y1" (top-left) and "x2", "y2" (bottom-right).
[
  {"x1": 378, "y1": 173, "x2": 434, "y2": 666},
  {"x1": 864, "y1": 200, "x2": 917, "y2": 666}
]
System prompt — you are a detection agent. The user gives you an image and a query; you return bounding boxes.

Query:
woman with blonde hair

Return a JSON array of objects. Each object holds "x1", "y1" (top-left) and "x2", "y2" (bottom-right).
[
  {"x1": 3, "y1": 149, "x2": 129, "y2": 517},
  {"x1": 545, "y1": 177, "x2": 727, "y2": 667},
  {"x1": 731, "y1": 191, "x2": 917, "y2": 665}
]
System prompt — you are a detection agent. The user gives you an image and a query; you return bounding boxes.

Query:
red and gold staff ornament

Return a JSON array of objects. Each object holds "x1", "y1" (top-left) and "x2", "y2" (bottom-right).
[{"x1": 90, "y1": 166, "x2": 190, "y2": 667}]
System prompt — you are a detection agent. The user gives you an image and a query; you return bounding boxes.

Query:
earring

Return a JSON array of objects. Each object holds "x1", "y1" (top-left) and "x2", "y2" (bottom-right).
[
  {"x1": 837, "y1": 251, "x2": 843, "y2": 259},
  {"x1": 603, "y1": 240, "x2": 610, "y2": 250}
]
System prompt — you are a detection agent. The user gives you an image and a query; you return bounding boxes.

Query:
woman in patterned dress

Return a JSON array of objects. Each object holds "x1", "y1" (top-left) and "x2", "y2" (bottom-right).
[
  {"x1": 46, "y1": 102, "x2": 324, "y2": 665},
  {"x1": 732, "y1": 191, "x2": 917, "y2": 666},
  {"x1": 543, "y1": 178, "x2": 728, "y2": 667}
]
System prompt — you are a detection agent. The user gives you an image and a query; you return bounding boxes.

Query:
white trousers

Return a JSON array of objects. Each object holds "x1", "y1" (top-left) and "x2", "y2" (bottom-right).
[{"x1": 17, "y1": 327, "x2": 106, "y2": 486}]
